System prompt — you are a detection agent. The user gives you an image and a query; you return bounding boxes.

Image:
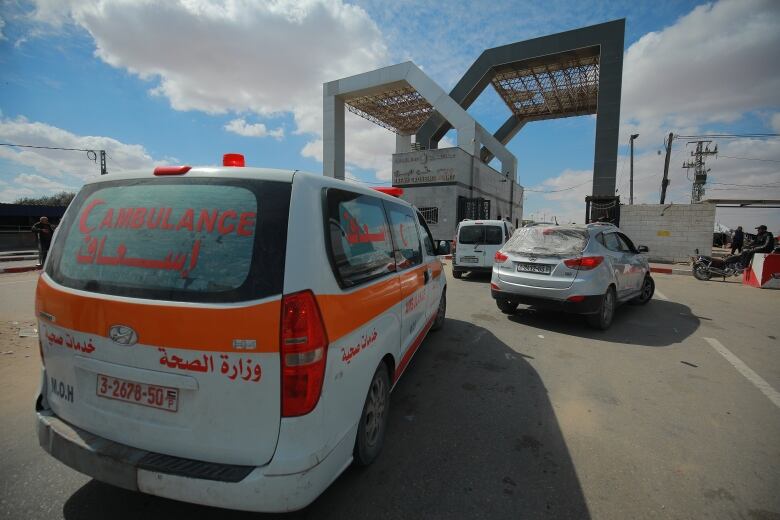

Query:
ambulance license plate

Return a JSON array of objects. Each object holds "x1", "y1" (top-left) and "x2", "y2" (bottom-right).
[{"x1": 97, "y1": 374, "x2": 179, "y2": 412}]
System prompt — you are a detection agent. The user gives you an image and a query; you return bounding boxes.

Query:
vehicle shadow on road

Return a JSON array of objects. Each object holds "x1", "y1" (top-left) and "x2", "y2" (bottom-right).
[
  {"x1": 63, "y1": 319, "x2": 589, "y2": 519},
  {"x1": 506, "y1": 299, "x2": 702, "y2": 347}
]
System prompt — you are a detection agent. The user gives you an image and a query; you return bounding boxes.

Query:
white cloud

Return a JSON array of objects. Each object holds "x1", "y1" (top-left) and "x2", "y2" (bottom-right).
[
  {"x1": 13, "y1": 173, "x2": 71, "y2": 192},
  {"x1": 301, "y1": 112, "x2": 396, "y2": 181},
  {"x1": 523, "y1": 169, "x2": 593, "y2": 224},
  {"x1": 621, "y1": 0, "x2": 780, "y2": 148},
  {"x1": 530, "y1": 137, "x2": 780, "y2": 228},
  {"x1": 0, "y1": 17, "x2": 7, "y2": 40},
  {"x1": 224, "y1": 118, "x2": 284, "y2": 140},
  {"x1": 0, "y1": 116, "x2": 160, "y2": 202},
  {"x1": 771, "y1": 113, "x2": 780, "y2": 133},
  {"x1": 28, "y1": 0, "x2": 387, "y2": 149},
  {"x1": 0, "y1": 116, "x2": 156, "y2": 179},
  {"x1": 526, "y1": 0, "x2": 780, "y2": 228}
]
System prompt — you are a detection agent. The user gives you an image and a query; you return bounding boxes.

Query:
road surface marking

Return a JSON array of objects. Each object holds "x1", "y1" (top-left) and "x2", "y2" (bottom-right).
[
  {"x1": 654, "y1": 290, "x2": 669, "y2": 301},
  {"x1": 704, "y1": 337, "x2": 780, "y2": 410},
  {"x1": 0, "y1": 279, "x2": 37, "y2": 287}
]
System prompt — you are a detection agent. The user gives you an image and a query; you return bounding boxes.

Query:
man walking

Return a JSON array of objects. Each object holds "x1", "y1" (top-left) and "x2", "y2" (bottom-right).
[
  {"x1": 31, "y1": 216, "x2": 55, "y2": 267},
  {"x1": 730, "y1": 226, "x2": 744, "y2": 254}
]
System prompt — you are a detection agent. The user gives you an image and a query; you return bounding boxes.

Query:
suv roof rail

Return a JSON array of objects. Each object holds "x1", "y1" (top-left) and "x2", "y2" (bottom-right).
[{"x1": 586, "y1": 222, "x2": 617, "y2": 228}]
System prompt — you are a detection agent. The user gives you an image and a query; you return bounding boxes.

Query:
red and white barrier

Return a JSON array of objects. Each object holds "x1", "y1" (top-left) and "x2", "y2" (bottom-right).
[{"x1": 743, "y1": 253, "x2": 780, "y2": 289}]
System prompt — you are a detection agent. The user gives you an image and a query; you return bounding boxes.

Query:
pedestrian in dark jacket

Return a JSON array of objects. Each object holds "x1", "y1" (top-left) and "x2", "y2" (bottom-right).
[
  {"x1": 31, "y1": 216, "x2": 55, "y2": 266},
  {"x1": 730, "y1": 226, "x2": 744, "y2": 254}
]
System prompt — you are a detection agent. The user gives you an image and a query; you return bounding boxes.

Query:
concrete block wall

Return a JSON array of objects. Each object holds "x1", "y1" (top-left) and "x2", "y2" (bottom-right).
[
  {"x1": 619, "y1": 203, "x2": 715, "y2": 263},
  {"x1": 401, "y1": 185, "x2": 459, "y2": 242}
]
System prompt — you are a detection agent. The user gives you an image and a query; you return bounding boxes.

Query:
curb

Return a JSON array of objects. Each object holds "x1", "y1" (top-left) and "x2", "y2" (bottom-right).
[
  {"x1": 1, "y1": 265, "x2": 41, "y2": 274},
  {"x1": 0, "y1": 256, "x2": 38, "y2": 263},
  {"x1": 650, "y1": 266, "x2": 691, "y2": 276}
]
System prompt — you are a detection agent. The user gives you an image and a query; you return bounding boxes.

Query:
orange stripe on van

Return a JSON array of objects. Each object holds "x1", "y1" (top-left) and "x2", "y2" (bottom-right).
[
  {"x1": 318, "y1": 263, "x2": 432, "y2": 342},
  {"x1": 36, "y1": 277, "x2": 280, "y2": 353},
  {"x1": 317, "y1": 276, "x2": 402, "y2": 342}
]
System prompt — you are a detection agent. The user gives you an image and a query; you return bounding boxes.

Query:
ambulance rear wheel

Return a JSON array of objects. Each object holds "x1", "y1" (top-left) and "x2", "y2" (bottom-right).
[
  {"x1": 354, "y1": 365, "x2": 390, "y2": 466},
  {"x1": 431, "y1": 290, "x2": 446, "y2": 331}
]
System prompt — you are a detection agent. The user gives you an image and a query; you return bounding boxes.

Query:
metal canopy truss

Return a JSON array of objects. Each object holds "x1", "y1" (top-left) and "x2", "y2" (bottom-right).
[
  {"x1": 491, "y1": 53, "x2": 600, "y2": 118},
  {"x1": 345, "y1": 86, "x2": 435, "y2": 135}
]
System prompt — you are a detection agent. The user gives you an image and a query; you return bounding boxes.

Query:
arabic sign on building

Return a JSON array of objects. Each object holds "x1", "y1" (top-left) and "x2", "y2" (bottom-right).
[{"x1": 392, "y1": 148, "x2": 466, "y2": 186}]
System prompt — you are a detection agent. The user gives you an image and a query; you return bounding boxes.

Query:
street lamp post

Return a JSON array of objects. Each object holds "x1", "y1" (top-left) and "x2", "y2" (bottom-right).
[{"x1": 629, "y1": 133, "x2": 639, "y2": 205}]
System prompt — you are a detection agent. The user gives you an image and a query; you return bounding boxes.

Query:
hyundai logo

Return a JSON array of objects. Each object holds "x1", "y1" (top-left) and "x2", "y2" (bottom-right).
[
  {"x1": 108, "y1": 325, "x2": 138, "y2": 346},
  {"x1": 528, "y1": 256, "x2": 537, "y2": 262}
]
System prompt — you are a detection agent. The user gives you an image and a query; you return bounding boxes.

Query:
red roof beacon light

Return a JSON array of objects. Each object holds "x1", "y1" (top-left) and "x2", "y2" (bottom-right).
[
  {"x1": 223, "y1": 153, "x2": 245, "y2": 167},
  {"x1": 372, "y1": 186, "x2": 404, "y2": 197},
  {"x1": 154, "y1": 165, "x2": 191, "y2": 176}
]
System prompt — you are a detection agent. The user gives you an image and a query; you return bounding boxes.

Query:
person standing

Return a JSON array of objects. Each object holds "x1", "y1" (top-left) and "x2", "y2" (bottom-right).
[
  {"x1": 31, "y1": 216, "x2": 55, "y2": 267},
  {"x1": 730, "y1": 226, "x2": 744, "y2": 254}
]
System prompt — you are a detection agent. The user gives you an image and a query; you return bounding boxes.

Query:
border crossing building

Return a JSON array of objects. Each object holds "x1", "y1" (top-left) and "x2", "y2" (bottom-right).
[{"x1": 323, "y1": 20, "x2": 625, "y2": 241}]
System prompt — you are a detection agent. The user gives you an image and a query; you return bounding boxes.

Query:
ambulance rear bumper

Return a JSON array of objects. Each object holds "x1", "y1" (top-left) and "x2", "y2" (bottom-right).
[{"x1": 36, "y1": 409, "x2": 354, "y2": 512}]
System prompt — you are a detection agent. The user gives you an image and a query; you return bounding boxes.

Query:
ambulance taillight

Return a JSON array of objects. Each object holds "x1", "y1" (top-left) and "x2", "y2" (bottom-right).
[{"x1": 280, "y1": 290, "x2": 328, "y2": 417}]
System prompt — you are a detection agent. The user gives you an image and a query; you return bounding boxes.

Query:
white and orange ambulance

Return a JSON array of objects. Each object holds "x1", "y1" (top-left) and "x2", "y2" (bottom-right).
[{"x1": 35, "y1": 155, "x2": 449, "y2": 512}]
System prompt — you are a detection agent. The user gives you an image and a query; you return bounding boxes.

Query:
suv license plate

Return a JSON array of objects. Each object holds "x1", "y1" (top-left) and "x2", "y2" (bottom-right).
[
  {"x1": 517, "y1": 263, "x2": 551, "y2": 274},
  {"x1": 461, "y1": 256, "x2": 479, "y2": 263},
  {"x1": 97, "y1": 374, "x2": 179, "y2": 412}
]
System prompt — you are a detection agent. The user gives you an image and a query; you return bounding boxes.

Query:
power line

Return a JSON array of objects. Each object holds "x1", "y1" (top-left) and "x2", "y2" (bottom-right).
[
  {"x1": 0, "y1": 142, "x2": 108, "y2": 175},
  {"x1": 710, "y1": 181, "x2": 780, "y2": 187},
  {"x1": 0, "y1": 142, "x2": 99, "y2": 152},
  {"x1": 716, "y1": 155, "x2": 780, "y2": 163},
  {"x1": 524, "y1": 179, "x2": 591, "y2": 193},
  {"x1": 675, "y1": 133, "x2": 780, "y2": 139}
]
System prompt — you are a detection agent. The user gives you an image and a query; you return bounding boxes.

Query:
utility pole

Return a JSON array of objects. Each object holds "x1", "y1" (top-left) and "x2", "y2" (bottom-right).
[
  {"x1": 629, "y1": 133, "x2": 639, "y2": 204},
  {"x1": 682, "y1": 140, "x2": 717, "y2": 203},
  {"x1": 660, "y1": 132, "x2": 674, "y2": 204}
]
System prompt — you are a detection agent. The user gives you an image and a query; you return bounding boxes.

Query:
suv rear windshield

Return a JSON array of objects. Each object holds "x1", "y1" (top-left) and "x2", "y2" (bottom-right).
[
  {"x1": 459, "y1": 225, "x2": 503, "y2": 245},
  {"x1": 47, "y1": 178, "x2": 291, "y2": 303},
  {"x1": 504, "y1": 227, "x2": 588, "y2": 255}
]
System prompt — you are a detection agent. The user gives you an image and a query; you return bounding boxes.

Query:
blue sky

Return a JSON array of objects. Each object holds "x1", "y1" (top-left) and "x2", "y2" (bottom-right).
[{"x1": 1, "y1": 0, "x2": 778, "y2": 229}]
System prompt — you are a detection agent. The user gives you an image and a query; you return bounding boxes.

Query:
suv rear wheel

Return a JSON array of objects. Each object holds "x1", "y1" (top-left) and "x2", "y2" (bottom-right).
[
  {"x1": 453, "y1": 270, "x2": 463, "y2": 279},
  {"x1": 496, "y1": 299, "x2": 519, "y2": 314},
  {"x1": 631, "y1": 275, "x2": 655, "y2": 305},
  {"x1": 353, "y1": 365, "x2": 390, "y2": 466},
  {"x1": 587, "y1": 286, "x2": 616, "y2": 330}
]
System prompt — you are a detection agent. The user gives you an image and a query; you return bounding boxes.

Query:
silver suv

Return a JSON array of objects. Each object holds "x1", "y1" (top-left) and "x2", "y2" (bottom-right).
[{"x1": 490, "y1": 223, "x2": 654, "y2": 329}]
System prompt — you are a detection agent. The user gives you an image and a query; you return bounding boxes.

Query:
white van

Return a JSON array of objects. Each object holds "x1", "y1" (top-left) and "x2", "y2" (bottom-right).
[
  {"x1": 35, "y1": 157, "x2": 449, "y2": 512},
  {"x1": 452, "y1": 219, "x2": 514, "y2": 278}
]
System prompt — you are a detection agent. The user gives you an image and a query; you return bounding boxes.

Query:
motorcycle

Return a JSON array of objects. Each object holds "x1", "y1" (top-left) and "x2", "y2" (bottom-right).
[{"x1": 691, "y1": 248, "x2": 744, "y2": 281}]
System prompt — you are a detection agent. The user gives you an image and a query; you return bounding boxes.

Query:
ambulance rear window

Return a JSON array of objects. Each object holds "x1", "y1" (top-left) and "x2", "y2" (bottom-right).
[{"x1": 47, "y1": 178, "x2": 291, "y2": 303}]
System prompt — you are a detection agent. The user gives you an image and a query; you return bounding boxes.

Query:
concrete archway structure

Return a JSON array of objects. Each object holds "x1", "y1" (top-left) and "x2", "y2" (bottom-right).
[
  {"x1": 323, "y1": 61, "x2": 517, "y2": 182},
  {"x1": 416, "y1": 19, "x2": 625, "y2": 198}
]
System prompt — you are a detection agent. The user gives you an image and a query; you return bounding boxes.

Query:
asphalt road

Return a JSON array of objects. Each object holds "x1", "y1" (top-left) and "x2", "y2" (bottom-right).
[{"x1": 1, "y1": 268, "x2": 778, "y2": 519}]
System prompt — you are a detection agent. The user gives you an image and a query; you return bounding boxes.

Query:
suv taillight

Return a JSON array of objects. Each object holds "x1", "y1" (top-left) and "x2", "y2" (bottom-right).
[
  {"x1": 494, "y1": 251, "x2": 508, "y2": 262},
  {"x1": 564, "y1": 256, "x2": 604, "y2": 270},
  {"x1": 280, "y1": 290, "x2": 328, "y2": 417}
]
